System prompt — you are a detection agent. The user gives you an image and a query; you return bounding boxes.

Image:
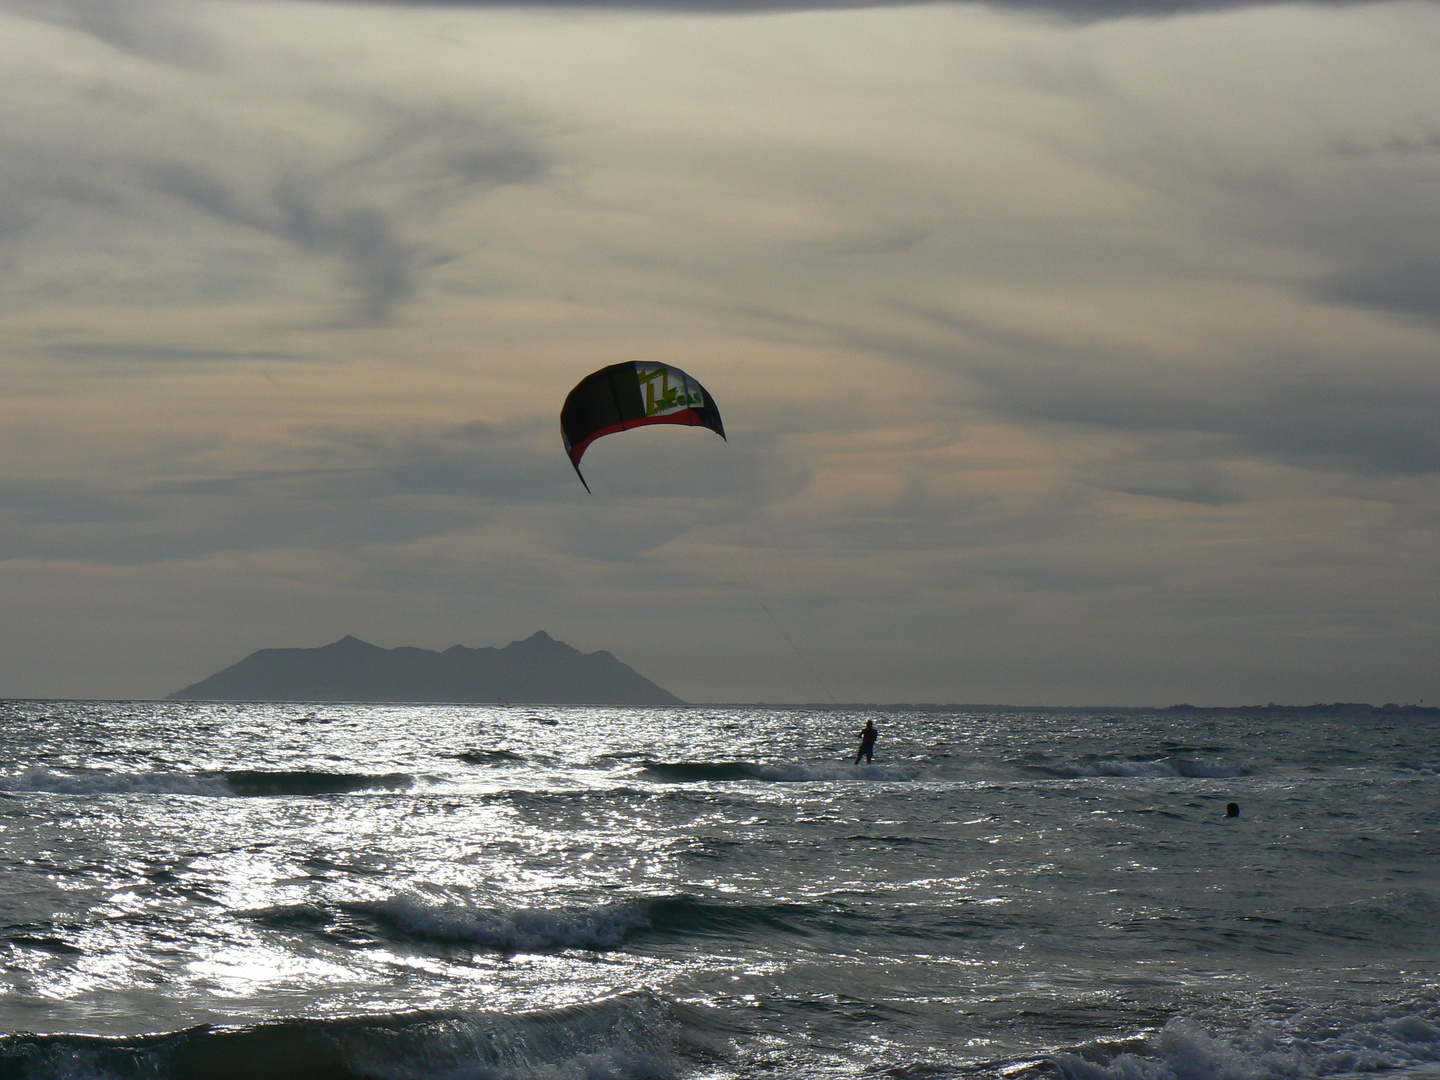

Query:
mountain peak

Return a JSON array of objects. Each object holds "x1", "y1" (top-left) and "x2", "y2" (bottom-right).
[{"x1": 509, "y1": 630, "x2": 573, "y2": 652}]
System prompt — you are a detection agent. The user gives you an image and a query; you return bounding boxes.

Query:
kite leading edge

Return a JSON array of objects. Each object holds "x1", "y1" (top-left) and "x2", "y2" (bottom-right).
[{"x1": 560, "y1": 362, "x2": 727, "y2": 492}]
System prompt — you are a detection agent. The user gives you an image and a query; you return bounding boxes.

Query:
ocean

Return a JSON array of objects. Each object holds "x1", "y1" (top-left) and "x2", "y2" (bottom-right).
[{"x1": 0, "y1": 701, "x2": 1436, "y2": 1080}]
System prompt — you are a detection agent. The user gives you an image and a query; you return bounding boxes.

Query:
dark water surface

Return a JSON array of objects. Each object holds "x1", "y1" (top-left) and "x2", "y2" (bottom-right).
[{"x1": 0, "y1": 702, "x2": 1436, "y2": 1080}]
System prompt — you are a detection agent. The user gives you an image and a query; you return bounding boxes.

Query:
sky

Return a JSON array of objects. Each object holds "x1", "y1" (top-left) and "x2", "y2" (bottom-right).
[{"x1": 1, "y1": 0, "x2": 1438, "y2": 705}]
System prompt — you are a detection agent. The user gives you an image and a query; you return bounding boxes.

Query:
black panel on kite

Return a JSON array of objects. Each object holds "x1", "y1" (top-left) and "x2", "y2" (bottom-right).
[{"x1": 561, "y1": 362, "x2": 726, "y2": 491}]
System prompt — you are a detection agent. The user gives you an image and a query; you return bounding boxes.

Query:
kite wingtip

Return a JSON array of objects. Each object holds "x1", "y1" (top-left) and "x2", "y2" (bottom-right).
[{"x1": 565, "y1": 451, "x2": 593, "y2": 493}]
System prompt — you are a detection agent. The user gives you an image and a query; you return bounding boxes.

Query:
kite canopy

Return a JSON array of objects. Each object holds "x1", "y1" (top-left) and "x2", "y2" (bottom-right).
[{"x1": 561, "y1": 362, "x2": 726, "y2": 491}]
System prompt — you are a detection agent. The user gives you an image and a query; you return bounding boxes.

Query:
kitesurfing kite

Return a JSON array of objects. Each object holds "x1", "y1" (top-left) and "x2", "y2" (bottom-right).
[{"x1": 561, "y1": 362, "x2": 726, "y2": 491}]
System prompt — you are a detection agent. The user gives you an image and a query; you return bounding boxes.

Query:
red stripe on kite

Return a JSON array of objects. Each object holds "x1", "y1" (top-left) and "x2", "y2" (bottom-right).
[{"x1": 566, "y1": 409, "x2": 708, "y2": 467}]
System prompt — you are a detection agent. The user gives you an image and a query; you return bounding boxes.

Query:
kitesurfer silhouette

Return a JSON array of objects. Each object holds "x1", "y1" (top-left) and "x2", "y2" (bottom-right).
[{"x1": 855, "y1": 719, "x2": 878, "y2": 764}]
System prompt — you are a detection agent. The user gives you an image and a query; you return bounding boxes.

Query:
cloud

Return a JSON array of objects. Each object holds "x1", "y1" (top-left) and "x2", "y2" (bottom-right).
[
  {"x1": 292, "y1": 0, "x2": 1427, "y2": 16},
  {"x1": 867, "y1": 300, "x2": 1440, "y2": 478},
  {"x1": 4, "y1": 0, "x2": 1426, "y2": 64},
  {"x1": 1084, "y1": 439, "x2": 1246, "y2": 505},
  {"x1": 990, "y1": 366, "x2": 1440, "y2": 478},
  {"x1": 1310, "y1": 255, "x2": 1440, "y2": 327},
  {"x1": 0, "y1": 418, "x2": 578, "y2": 566},
  {"x1": 0, "y1": 21, "x2": 549, "y2": 323},
  {"x1": 1330, "y1": 129, "x2": 1440, "y2": 157},
  {"x1": 146, "y1": 162, "x2": 422, "y2": 322},
  {"x1": 42, "y1": 343, "x2": 304, "y2": 363},
  {"x1": 1300, "y1": 135, "x2": 1440, "y2": 327},
  {"x1": 0, "y1": 0, "x2": 218, "y2": 65},
  {"x1": 133, "y1": 105, "x2": 547, "y2": 322}
]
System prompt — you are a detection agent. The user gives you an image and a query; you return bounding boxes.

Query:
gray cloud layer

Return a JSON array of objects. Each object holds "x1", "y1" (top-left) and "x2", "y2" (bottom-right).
[
  {"x1": 0, "y1": 71, "x2": 547, "y2": 321},
  {"x1": 0, "y1": 420, "x2": 563, "y2": 564},
  {"x1": 1312, "y1": 256, "x2": 1440, "y2": 327},
  {"x1": 1, "y1": 0, "x2": 1437, "y2": 702},
  {"x1": 329, "y1": 0, "x2": 1419, "y2": 14},
  {"x1": 2, "y1": 0, "x2": 218, "y2": 65},
  {"x1": 5, "y1": 0, "x2": 1428, "y2": 68},
  {"x1": 136, "y1": 109, "x2": 547, "y2": 322}
]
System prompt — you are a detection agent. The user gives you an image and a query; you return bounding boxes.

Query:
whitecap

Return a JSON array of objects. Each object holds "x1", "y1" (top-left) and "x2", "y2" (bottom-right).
[
  {"x1": 1051, "y1": 1005, "x2": 1440, "y2": 1080},
  {"x1": 0, "y1": 767, "x2": 231, "y2": 797},
  {"x1": 363, "y1": 896, "x2": 653, "y2": 952}
]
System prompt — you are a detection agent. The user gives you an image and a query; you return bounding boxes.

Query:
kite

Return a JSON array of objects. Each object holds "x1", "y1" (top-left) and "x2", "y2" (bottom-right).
[{"x1": 560, "y1": 362, "x2": 726, "y2": 491}]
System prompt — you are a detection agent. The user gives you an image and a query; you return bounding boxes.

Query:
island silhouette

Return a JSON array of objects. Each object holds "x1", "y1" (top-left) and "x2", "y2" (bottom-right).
[{"x1": 168, "y1": 631, "x2": 684, "y2": 705}]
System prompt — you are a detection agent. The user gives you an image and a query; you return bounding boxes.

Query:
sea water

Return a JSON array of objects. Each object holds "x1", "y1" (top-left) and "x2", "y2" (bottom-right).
[{"x1": 0, "y1": 701, "x2": 1436, "y2": 1080}]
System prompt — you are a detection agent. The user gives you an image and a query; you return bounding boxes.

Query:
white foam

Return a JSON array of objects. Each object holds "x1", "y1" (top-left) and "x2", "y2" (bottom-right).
[
  {"x1": 1048, "y1": 761, "x2": 1182, "y2": 779},
  {"x1": 1398, "y1": 761, "x2": 1440, "y2": 776},
  {"x1": 1175, "y1": 761, "x2": 1249, "y2": 779},
  {"x1": 1052, "y1": 1005, "x2": 1440, "y2": 1080},
  {"x1": 746, "y1": 763, "x2": 920, "y2": 782},
  {"x1": 1045, "y1": 760, "x2": 1247, "y2": 779},
  {"x1": 0, "y1": 767, "x2": 231, "y2": 797},
  {"x1": 3, "y1": 997, "x2": 675, "y2": 1080},
  {"x1": 367, "y1": 896, "x2": 652, "y2": 951},
  {"x1": 345, "y1": 995, "x2": 674, "y2": 1080},
  {"x1": 415, "y1": 1041, "x2": 671, "y2": 1080}
]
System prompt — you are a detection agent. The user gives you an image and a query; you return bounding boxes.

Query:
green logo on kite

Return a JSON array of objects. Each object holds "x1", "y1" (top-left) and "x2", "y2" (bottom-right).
[{"x1": 637, "y1": 364, "x2": 704, "y2": 417}]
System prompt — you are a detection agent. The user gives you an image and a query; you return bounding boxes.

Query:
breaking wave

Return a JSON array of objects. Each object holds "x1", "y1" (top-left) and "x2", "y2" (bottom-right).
[
  {"x1": 0, "y1": 768, "x2": 231, "y2": 796},
  {"x1": 641, "y1": 760, "x2": 919, "y2": 783},
  {"x1": 1035, "y1": 758, "x2": 1249, "y2": 779},
  {"x1": 452, "y1": 749, "x2": 527, "y2": 766},
  {"x1": 0, "y1": 768, "x2": 412, "y2": 797},
  {"x1": 240, "y1": 903, "x2": 334, "y2": 930},
  {"x1": 220, "y1": 770, "x2": 413, "y2": 795},
  {"x1": 326, "y1": 894, "x2": 823, "y2": 952},
  {"x1": 361, "y1": 896, "x2": 655, "y2": 951},
  {"x1": 0, "y1": 994, "x2": 673, "y2": 1080},
  {"x1": 1396, "y1": 760, "x2": 1440, "y2": 776},
  {"x1": 1050, "y1": 1001, "x2": 1440, "y2": 1080}
]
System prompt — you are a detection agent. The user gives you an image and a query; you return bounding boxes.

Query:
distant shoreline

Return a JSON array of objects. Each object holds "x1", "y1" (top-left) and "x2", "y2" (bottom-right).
[
  {"x1": 0, "y1": 697, "x2": 1434, "y2": 716},
  {"x1": 700, "y1": 701, "x2": 1440, "y2": 716}
]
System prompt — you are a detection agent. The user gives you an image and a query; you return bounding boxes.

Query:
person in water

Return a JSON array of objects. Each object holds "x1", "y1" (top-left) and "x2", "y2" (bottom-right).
[{"x1": 855, "y1": 719, "x2": 878, "y2": 764}]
